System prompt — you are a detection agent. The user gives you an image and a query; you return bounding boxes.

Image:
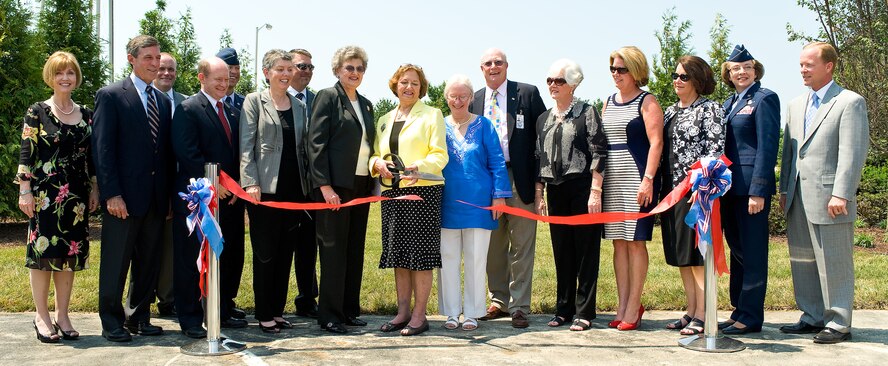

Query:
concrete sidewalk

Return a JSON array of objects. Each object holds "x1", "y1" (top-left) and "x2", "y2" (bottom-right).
[{"x1": 1, "y1": 311, "x2": 886, "y2": 365}]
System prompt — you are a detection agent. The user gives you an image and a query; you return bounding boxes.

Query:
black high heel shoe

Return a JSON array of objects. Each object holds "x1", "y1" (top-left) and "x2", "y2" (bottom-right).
[
  {"x1": 53, "y1": 321, "x2": 79, "y2": 340},
  {"x1": 33, "y1": 320, "x2": 60, "y2": 343}
]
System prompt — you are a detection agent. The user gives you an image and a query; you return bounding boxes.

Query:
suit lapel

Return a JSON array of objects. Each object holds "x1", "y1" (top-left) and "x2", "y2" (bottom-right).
[
  {"x1": 506, "y1": 80, "x2": 517, "y2": 140},
  {"x1": 802, "y1": 83, "x2": 843, "y2": 146},
  {"x1": 260, "y1": 91, "x2": 281, "y2": 128},
  {"x1": 200, "y1": 93, "x2": 232, "y2": 149},
  {"x1": 122, "y1": 77, "x2": 153, "y2": 150},
  {"x1": 726, "y1": 82, "x2": 760, "y2": 122}
]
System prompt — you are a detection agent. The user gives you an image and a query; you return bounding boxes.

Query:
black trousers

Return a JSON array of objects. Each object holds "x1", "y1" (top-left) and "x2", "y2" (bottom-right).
[
  {"x1": 98, "y1": 202, "x2": 164, "y2": 331},
  {"x1": 720, "y1": 194, "x2": 770, "y2": 328},
  {"x1": 546, "y1": 177, "x2": 602, "y2": 321},
  {"x1": 292, "y1": 211, "x2": 318, "y2": 312},
  {"x1": 172, "y1": 199, "x2": 244, "y2": 330},
  {"x1": 315, "y1": 175, "x2": 372, "y2": 325},
  {"x1": 246, "y1": 202, "x2": 301, "y2": 321}
]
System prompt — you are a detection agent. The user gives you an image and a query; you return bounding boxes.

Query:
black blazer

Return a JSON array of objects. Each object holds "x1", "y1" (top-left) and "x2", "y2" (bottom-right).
[
  {"x1": 307, "y1": 82, "x2": 375, "y2": 190},
  {"x1": 171, "y1": 92, "x2": 241, "y2": 214},
  {"x1": 92, "y1": 76, "x2": 174, "y2": 216},
  {"x1": 722, "y1": 82, "x2": 780, "y2": 197},
  {"x1": 469, "y1": 80, "x2": 546, "y2": 204}
]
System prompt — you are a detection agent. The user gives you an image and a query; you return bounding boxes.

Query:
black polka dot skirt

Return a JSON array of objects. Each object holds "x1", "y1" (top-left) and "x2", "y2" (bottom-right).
[{"x1": 379, "y1": 184, "x2": 443, "y2": 271}]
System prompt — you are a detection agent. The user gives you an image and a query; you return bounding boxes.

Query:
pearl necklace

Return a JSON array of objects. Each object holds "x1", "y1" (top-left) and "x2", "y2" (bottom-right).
[
  {"x1": 553, "y1": 99, "x2": 577, "y2": 120},
  {"x1": 451, "y1": 114, "x2": 474, "y2": 127},
  {"x1": 51, "y1": 99, "x2": 76, "y2": 115}
]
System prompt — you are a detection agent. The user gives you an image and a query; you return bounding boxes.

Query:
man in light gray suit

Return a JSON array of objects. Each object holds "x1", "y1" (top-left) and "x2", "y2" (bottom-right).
[
  {"x1": 151, "y1": 52, "x2": 186, "y2": 317},
  {"x1": 778, "y1": 41, "x2": 869, "y2": 344}
]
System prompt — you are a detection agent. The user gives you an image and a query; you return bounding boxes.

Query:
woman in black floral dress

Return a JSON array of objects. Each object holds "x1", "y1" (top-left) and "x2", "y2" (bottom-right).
[
  {"x1": 16, "y1": 51, "x2": 99, "y2": 343},
  {"x1": 659, "y1": 55, "x2": 725, "y2": 336}
]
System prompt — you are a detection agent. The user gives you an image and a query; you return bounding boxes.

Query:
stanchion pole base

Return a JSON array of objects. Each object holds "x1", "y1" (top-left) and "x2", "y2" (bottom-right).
[
  {"x1": 180, "y1": 337, "x2": 247, "y2": 356},
  {"x1": 678, "y1": 334, "x2": 745, "y2": 353}
]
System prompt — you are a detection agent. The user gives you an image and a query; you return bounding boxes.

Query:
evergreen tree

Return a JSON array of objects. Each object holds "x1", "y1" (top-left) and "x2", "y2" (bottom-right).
[
  {"x1": 650, "y1": 8, "x2": 694, "y2": 108},
  {"x1": 138, "y1": 0, "x2": 177, "y2": 56},
  {"x1": 0, "y1": 0, "x2": 47, "y2": 218},
  {"x1": 708, "y1": 13, "x2": 733, "y2": 104},
  {"x1": 173, "y1": 8, "x2": 200, "y2": 95},
  {"x1": 373, "y1": 98, "x2": 397, "y2": 123},
  {"x1": 218, "y1": 28, "x2": 255, "y2": 95},
  {"x1": 425, "y1": 81, "x2": 449, "y2": 116},
  {"x1": 37, "y1": 0, "x2": 107, "y2": 108}
]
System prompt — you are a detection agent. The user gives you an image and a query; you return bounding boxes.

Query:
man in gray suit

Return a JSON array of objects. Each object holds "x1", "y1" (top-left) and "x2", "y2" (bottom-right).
[
  {"x1": 779, "y1": 41, "x2": 869, "y2": 344},
  {"x1": 151, "y1": 52, "x2": 185, "y2": 317}
]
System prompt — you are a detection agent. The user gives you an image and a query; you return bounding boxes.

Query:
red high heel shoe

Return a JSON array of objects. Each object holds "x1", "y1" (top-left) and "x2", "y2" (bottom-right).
[
  {"x1": 608, "y1": 319, "x2": 622, "y2": 328},
  {"x1": 617, "y1": 305, "x2": 645, "y2": 331}
]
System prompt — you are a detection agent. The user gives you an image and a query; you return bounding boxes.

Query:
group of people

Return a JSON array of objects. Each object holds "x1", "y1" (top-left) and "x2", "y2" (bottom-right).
[{"x1": 17, "y1": 34, "x2": 868, "y2": 346}]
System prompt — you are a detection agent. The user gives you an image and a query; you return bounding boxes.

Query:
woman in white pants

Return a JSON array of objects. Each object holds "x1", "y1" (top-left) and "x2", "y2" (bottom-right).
[{"x1": 438, "y1": 75, "x2": 511, "y2": 330}]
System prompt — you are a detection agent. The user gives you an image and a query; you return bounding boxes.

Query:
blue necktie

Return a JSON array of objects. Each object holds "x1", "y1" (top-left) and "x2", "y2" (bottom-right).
[
  {"x1": 804, "y1": 93, "x2": 820, "y2": 136},
  {"x1": 146, "y1": 85, "x2": 159, "y2": 147}
]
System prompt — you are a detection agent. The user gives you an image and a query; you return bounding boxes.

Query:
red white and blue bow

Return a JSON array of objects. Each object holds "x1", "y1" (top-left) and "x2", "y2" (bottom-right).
[
  {"x1": 179, "y1": 178, "x2": 224, "y2": 298},
  {"x1": 684, "y1": 156, "x2": 732, "y2": 274}
]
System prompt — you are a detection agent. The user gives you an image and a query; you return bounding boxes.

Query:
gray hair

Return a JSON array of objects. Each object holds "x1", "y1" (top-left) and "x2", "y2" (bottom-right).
[
  {"x1": 444, "y1": 74, "x2": 473, "y2": 96},
  {"x1": 480, "y1": 48, "x2": 508, "y2": 64},
  {"x1": 548, "y1": 58, "x2": 584, "y2": 87},
  {"x1": 331, "y1": 45, "x2": 368, "y2": 75},
  {"x1": 262, "y1": 49, "x2": 292, "y2": 70}
]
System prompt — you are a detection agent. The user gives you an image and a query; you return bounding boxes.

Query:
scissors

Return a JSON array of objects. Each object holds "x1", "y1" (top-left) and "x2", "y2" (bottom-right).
[{"x1": 380, "y1": 153, "x2": 445, "y2": 188}]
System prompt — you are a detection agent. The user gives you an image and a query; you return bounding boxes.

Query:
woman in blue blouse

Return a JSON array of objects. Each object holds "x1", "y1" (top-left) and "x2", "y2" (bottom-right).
[{"x1": 438, "y1": 74, "x2": 511, "y2": 331}]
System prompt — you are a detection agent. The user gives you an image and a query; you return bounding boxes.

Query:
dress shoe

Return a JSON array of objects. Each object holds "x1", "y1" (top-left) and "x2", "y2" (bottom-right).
[
  {"x1": 182, "y1": 326, "x2": 207, "y2": 339},
  {"x1": 102, "y1": 328, "x2": 133, "y2": 342},
  {"x1": 780, "y1": 321, "x2": 824, "y2": 334},
  {"x1": 221, "y1": 318, "x2": 248, "y2": 329},
  {"x1": 722, "y1": 324, "x2": 761, "y2": 335},
  {"x1": 814, "y1": 328, "x2": 852, "y2": 344},
  {"x1": 511, "y1": 310, "x2": 529, "y2": 328},
  {"x1": 33, "y1": 321, "x2": 60, "y2": 343},
  {"x1": 717, "y1": 320, "x2": 735, "y2": 330},
  {"x1": 157, "y1": 304, "x2": 176, "y2": 317},
  {"x1": 275, "y1": 319, "x2": 293, "y2": 329},
  {"x1": 345, "y1": 317, "x2": 367, "y2": 326},
  {"x1": 479, "y1": 305, "x2": 509, "y2": 321},
  {"x1": 230, "y1": 307, "x2": 247, "y2": 320},
  {"x1": 617, "y1": 305, "x2": 645, "y2": 331},
  {"x1": 321, "y1": 322, "x2": 348, "y2": 334},
  {"x1": 400, "y1": 320, "x2": 430, "y2": 336},
  {"x1": 380, "y1": 320, "x2": 409, "y2": 332},
  {"x1": 259, "y1": 322, "x2": 280, "y2": 334},
  {"x1": 295, "y1": 304, "x2": 319, "y2": 318},
  {"x1": 124, "y1": 320, "x2": 164, "y2": 336}
]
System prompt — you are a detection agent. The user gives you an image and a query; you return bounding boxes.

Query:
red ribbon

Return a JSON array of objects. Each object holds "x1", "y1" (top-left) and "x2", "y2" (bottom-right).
[{"x1": 218, "y1": 170, "x2": 422, "y2": 209}]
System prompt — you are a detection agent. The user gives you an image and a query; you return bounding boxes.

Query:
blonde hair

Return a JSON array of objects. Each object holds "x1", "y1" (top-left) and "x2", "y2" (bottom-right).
[
  {"x1": 804, "y1": 41, "x2": 838, "y2": 65},
  {"x1": 331, "y1": 45, "x2": 368, "y2": 76},
  {"x1": 610, "y1": 46, "x2": 650, "y2": 87},
  {"x1": 719, "y1": 59, "x2": 765, "y2": 89},
  {"x1": 42, "y1": 51, "x2": 82, "y2": 88}
]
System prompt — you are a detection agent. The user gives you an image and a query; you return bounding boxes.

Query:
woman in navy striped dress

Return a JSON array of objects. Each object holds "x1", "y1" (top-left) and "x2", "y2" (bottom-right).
[{"x1": 600, "y1": 46, "x2": 663, "y2": 331}]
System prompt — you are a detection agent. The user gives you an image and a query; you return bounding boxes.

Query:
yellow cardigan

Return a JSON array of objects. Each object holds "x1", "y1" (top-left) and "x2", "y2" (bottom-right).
[{"x1": 369, "y1": 101, "x2": 448, "y2": 190}]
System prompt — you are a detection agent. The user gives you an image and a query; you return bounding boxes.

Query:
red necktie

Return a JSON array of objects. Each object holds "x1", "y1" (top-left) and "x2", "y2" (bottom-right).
[{"x1": 216, "y1": 101, "x2": 232, "y2": 144}]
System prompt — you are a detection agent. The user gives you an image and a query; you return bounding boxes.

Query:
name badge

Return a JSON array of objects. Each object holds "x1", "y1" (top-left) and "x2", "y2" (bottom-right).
[{"x1": 516, "y1": 114, "x2": 525, "y2": 129}]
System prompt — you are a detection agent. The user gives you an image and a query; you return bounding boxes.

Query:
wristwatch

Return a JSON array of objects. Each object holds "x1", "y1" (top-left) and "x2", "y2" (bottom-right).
[{"x1": 19, "y1": 189, "x2": 32, "y2": 196}]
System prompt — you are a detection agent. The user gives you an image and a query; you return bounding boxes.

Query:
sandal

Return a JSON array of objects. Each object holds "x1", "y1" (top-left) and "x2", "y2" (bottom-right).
[
  {"x1": 53, "y1": 321, "x2": 79, "y2": 340},
  {"x1": 461, "y1": 318, "x2": 478, "y2": 331},
  {"x1": 569, "y1": 318, "x2": 591, "y2": 331},
  {"x1": 680, "y1": 318, "x2": 705, "y2": 335},
  {"x1": 443, "y1": 316, "x2": 460, "y2": 330},
  {"x1": 547, "y1": 316, "x2": 568, "y2": 327},
  {"x1": 666, "y1": 314, "x2": 693, "y2": 330}
]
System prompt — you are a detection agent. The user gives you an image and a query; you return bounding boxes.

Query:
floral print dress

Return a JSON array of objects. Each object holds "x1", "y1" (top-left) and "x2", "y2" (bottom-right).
[{"x1": 16, "y1": 102, "x2": 94, "y2": 271}]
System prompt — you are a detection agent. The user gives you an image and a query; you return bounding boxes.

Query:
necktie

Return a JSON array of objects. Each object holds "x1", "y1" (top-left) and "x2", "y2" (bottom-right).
[
  {"x1": 296, "y1": 92, "x2": 305, "y2": 101},
  {"x1": 804, "y1": 93, "x2": 821, "y2": 136},
  {"x1": 488, "y1": 90, "x2": 503, "y2": 131},
  {"x1": 224, "y1": 95, "x2": 233, "y2": 108},
  {"x1": 216, "y1": 101, "x2": 233, "y2": 145},
  {"x1": 145, "y1": 85, "x2": 159, "y2": 147}
]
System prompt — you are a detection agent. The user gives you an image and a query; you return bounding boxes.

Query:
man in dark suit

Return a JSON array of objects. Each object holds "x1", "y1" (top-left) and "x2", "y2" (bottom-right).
[
  {"x1": 779, "y1": 41, "x2": 869, "y2": 344},
  {"x1": 170, "y1": 57, "x2": 249, "y2": 338},
  {"x1": 93, "y1": 35, "x2": 174, "y2": 342},
  {"x1": 217, "y1": 48, "x2": 245, "y2": 113},
  {"x1": 469, "y1": 48, "x2": 546, "y2": 329},
  {"x1": 287, "y1": 48, "x2": 319, "y2": 318},
  {"x1": 152, "y1": 51, "x2": 186, "y2": 317}
]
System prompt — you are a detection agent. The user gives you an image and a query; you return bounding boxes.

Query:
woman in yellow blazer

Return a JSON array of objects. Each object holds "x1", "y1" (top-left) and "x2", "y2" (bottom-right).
[{"x1": 371, "y1": 64, "x2": 447, "y2": 336}]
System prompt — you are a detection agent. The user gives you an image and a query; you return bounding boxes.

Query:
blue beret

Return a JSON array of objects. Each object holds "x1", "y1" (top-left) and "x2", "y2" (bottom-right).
[
  {"x1": 216, "y1": 47, "x2": 240, "y2": 66},
  {"x1": 727, "y1": 44, "x2": 754, "y2": 63}
]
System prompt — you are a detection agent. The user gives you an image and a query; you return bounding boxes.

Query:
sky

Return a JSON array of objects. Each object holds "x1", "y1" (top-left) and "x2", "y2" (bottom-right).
[{"x1": 90, "y1": 0, "x2": 823, "y2": 112}]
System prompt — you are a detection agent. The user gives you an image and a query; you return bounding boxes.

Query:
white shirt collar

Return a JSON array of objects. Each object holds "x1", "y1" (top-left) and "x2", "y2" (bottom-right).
[
  {"x1": 485, "y1": 80, "x2": 508, "y2": 99},
  {"x1": 130, "y1": 73, "x2": 154, "y2": 93},
  {"x1": 201, "y1": 90, "x2": 223, "y2": 110},
  {"x1": 811, "y1": 79, "x2": 834, "y2": 101},
  {"x1": 287, "y1": 86, "x2": 307, "y2": 97}
]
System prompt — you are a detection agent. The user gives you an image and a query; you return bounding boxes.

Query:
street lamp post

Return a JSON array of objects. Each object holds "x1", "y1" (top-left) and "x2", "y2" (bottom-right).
[{"x1": 254, "y1": 23, "x2": 272, "y2": 91}]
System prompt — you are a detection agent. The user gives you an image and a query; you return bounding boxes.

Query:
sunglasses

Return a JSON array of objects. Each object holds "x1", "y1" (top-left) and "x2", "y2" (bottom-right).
[
  {"x1": 546, "y1": 77, "x2": 567, "y2": 86},
  {"x1": 343, "y1": 65, "x2": 366, "y2": 74},
  {"x1": 609, "y1": 66, "x2": 630, "y2": 75},
  {"x1": 671, "y1": 72, "x2": 690, "y2": 82},
  {"x1": 483, "y1": 60, "x2": 505, "y2": 67},
  {"x1": 295, "y1": 63, "x2": 315, "y2": 71}
]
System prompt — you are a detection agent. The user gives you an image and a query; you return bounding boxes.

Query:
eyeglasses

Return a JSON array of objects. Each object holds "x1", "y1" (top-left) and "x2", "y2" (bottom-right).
[
  {"x1": 729, "y1": 65, "x2": 754, "y2": 73},
  {"x1": 343, "y1": 65, "x2": 365, "y2": 74},
  {"x1": 671, "y1": 72, "x2": 690, "y2": 82},
  {"x1": 482, "y1": 60, "x2": 505, "y2": 68},
  {"x1": 295, "y1": 63, "x2": 315, "y2": 71},
  {"x1": 546, "y1": 77, "x2": 567, "y2": 86},
  {"x1": 609, "y1": 66, "x2": 630, "y2": 75},
  {"x1": 447, "y1": 95, "x2": 470, "y2": 102}
]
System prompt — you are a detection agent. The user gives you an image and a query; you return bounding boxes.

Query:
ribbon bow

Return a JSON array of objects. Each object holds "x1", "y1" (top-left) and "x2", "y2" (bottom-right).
[
  {"x1": 178, "y1": 178, "x2": 224, "y2": 298},
  {"x1": 684, "y1": 156, "x2": 732, "y2": 275}
]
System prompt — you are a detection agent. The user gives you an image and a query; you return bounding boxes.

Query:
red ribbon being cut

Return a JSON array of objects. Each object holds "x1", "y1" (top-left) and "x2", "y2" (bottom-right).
[{"x1": 218, "y1": 170, "x2": 423, "y2": 209}]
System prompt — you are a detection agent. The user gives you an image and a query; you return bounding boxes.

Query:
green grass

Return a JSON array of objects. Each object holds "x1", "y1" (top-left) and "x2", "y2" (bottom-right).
[{"x1": 2, "y1": 204, "x2": 887, "y2": 313}]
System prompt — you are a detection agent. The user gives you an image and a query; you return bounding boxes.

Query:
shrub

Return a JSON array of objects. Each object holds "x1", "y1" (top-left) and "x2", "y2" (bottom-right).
[{"x1": 854, "y1": 233, "x2": 875, "y2": 248}]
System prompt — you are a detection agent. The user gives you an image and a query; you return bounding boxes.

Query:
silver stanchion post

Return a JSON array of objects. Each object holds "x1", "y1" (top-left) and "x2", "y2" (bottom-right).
[
  {"x1": 181, "y1": 163, "x2": 246, "y2": 356},
  {"x1": 678, "y1": 240, "x2": 745, "y2": 352}
]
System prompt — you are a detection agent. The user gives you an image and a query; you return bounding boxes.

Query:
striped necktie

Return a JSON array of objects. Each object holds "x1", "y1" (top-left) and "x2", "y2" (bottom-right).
[
  {"x1": 145, "y1": 85, "x2": 159, "y2": 147},
  {"x1": 804, "y1": 93, "x2": 820, "y2": 136}
]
